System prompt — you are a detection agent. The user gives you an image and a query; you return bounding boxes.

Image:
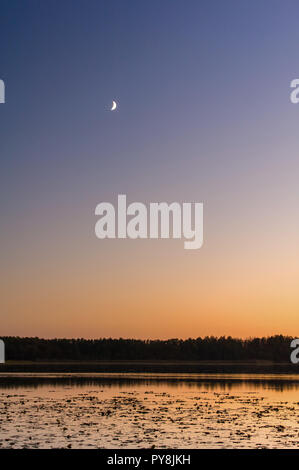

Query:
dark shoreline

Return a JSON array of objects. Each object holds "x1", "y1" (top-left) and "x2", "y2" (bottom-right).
[{"x1": 1, "y1": 360, "x2": 299, "y2": 374}]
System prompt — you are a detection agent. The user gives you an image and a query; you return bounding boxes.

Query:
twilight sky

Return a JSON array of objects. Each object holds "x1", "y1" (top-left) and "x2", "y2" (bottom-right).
[{"x1": 0, "y1": 0, "x2": 298, "y2": 339}]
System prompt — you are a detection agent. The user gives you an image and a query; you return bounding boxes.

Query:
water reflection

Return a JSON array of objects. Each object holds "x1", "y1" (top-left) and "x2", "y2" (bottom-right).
[
  {"x1": 1, "y1": 373, "x2": 299, "y2": 391},
  {"x1": 1, "y1": 374, "x2": 299, "y2": 448}
]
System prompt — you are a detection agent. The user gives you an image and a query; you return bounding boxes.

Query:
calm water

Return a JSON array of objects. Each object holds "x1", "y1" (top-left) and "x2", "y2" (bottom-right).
[{"x1": 0, "y1": 373, "x2": 299, "y2": 448}]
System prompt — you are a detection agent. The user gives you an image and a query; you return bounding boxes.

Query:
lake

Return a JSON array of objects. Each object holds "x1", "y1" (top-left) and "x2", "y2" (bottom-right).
[{"x1": 0, "y1": 373, "x2": 298, "y2": 448}]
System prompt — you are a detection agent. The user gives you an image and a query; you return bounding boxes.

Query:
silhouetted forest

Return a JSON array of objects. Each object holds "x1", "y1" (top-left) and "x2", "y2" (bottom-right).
[{"x1": 0, "y1": 335, "x2": 295, "y2": 362}]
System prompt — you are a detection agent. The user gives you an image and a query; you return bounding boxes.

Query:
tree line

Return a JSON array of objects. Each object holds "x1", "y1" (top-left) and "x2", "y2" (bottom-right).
[{"x1": 0, "y1": 335, "x2": 295, "y2": 362}]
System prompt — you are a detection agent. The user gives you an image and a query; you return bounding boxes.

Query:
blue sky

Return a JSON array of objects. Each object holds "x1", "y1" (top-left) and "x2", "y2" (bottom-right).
[{"x1": 0, "y1": 0, "x2": 299, "y2": 338}]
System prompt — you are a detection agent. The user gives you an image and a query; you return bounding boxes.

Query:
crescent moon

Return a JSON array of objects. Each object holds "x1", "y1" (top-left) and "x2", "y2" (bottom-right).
[{"x1": 111, "y1": 100, "x2": 117, "y2": 111}]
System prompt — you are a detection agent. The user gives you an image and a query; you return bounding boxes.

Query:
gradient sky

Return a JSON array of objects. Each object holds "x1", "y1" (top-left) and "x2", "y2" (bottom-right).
[{"x1": 0, "y1": 0, "x2": 298, "y2": 339}]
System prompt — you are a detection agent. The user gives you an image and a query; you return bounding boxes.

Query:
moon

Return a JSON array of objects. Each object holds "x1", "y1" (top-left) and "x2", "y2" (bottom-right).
[{"x1": 111, "y1": 100, "x2": 117, "y2": 111}]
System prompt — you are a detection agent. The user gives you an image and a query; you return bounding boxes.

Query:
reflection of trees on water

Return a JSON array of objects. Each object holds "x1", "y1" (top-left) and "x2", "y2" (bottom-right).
[{"x1": 1, "y1": 376, "x2": 299, "y2": 391}]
